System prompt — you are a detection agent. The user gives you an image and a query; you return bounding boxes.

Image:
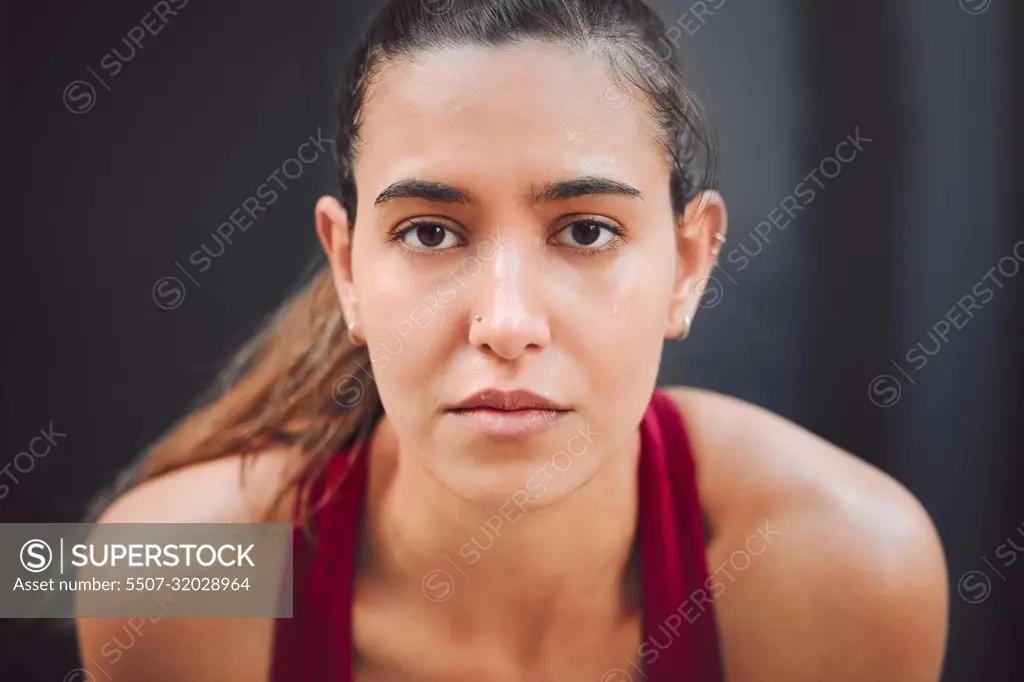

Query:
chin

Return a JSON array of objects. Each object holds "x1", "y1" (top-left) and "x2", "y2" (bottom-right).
[{"x1": 424, "y1": 423, "x2": 606, "y2": 510}]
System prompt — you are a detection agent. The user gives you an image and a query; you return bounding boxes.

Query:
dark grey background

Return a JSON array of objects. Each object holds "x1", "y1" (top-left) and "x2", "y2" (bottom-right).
[{"x1": 2, "y1": 0, "x2": 1021, "y2": 679}]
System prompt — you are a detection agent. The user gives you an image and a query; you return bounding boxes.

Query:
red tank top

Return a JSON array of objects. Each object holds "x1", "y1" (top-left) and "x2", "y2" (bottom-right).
[{"x1": 272, "y1": 389, "x2": 723, "y2": 681}]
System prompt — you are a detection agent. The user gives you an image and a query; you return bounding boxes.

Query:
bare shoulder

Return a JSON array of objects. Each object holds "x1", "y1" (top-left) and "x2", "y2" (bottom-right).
[
  {"x1": 664, "y1": 387, "x2": 949, "y2": 682},
  {"x1": 76, "y1": 448, "x2": 302, "y2": 682},
  {"x1": 94, "y1": 448, "x2": 303, "y2": 525}
]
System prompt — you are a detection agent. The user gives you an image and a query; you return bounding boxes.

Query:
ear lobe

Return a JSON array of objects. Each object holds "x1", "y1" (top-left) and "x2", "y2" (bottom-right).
[
  {"x1": 666, "y1": 190, "x2": 728, "y2": 340},
  {"x1": 314, "y1": 195, "x2": 361, "y2": 326}
]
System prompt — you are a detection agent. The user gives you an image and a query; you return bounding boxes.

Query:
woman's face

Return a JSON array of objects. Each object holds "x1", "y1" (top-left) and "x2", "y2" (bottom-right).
[{"x1": 318, "y1": 41, "x2": 724, "y2": 508}]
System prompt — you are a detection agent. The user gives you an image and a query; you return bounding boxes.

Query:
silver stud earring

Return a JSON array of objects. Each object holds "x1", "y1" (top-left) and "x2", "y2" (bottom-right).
[
  {"x1": 474, "y1": 314, "x2": 482, "y2": 322},
  {"x1": 346, "y1": 320, "x2": 362, "y2": 346},
  {"x1": 678, "y1": 314, "x2": 692, "y2": 341},
  {"x1": 712, "y1": 233, "x2": 726, "y2": 264}
]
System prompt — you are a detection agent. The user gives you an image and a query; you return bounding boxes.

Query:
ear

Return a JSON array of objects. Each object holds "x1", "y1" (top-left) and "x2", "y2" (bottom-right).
[
  {"x1": 666, "y1": 190, "x2": 728, "y2": 340},
  {"x1": 315, "y1": 195, "x2": 362, "y2": 340}
]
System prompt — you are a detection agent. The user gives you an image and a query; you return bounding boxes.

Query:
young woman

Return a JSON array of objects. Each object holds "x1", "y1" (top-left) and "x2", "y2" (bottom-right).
[{"x1": 76, "y1": 0, "x2": 949, "y2": 680}]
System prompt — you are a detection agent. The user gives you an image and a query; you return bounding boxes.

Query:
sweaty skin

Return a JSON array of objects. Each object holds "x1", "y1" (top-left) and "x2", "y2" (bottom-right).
[{"x1": 77, "y1": 42, "x2": 948, "y2": 682}]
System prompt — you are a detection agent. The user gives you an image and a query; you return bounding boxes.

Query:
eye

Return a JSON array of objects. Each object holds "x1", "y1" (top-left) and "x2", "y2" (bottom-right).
[
  {"x1": 552, "y1": 218, "x2": 623, "y2": 252},
  {"x1": 393, "y1": 221, "x2": 462, "y2": 252}
]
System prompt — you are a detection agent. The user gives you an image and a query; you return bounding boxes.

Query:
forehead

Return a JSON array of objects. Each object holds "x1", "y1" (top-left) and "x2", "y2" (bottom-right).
[{"x1": 355, "y1": 41, "x2": 669, "y2": 191}]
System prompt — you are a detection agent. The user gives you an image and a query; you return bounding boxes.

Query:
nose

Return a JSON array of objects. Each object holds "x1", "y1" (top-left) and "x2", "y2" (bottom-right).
[{"x1": 467, "y1": 236, "x2": 551, "y2": 361}]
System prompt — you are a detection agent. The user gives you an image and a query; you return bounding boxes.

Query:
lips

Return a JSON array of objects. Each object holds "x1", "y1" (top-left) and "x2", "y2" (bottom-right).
[
  {"x1": 447, "y1": 389, "x2": 569, "y2": 413},
  {"x1": 446, "y1": 389, "x2": 570, "y2": 439}
]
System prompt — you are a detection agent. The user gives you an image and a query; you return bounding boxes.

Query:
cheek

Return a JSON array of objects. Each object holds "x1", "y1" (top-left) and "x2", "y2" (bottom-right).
[
  {"x1": 563, "y1": 244, "x2": 673, "y2": 356},
  {"x1": 558, "y1": 243, "x2": 673, "y2": 420},
  {"x1": 355, "y1": 254, "x2": 457, "y2": 420},
  {"x1": 358, "y1": 259, "x2": 421, "y2": 352}
]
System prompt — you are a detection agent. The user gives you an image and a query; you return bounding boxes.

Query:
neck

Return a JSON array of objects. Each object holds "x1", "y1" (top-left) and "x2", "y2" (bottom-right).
[{"x1": 361, "y1": 418, "x2": 642, "y2": 637}]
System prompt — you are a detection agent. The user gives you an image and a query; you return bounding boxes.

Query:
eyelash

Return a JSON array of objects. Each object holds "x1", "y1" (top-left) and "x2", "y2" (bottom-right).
[{"x1": 385, "y1": 218, "x2": 627, "y2": 257}]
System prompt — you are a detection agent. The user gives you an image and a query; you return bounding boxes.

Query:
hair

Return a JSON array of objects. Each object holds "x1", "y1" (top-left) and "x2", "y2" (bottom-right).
[{"x1": 89, "y1": 0, "x2": 718, "y2": 526}]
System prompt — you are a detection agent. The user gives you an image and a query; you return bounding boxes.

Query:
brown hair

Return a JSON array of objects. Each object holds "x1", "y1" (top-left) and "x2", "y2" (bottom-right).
[
  {"x1": 95, "y1": 0, "x2": 716, "y2": 525},
  {"x1": 132, "y1": 268, "x2": 382, "y2": 522}
]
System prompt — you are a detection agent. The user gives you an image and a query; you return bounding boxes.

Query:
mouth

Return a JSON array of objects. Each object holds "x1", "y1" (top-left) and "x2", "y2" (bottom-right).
[
  {"x1": 448, "y1": 388, "x2": 569, "y2": 412},
  {"x1": 445, "y1": 389, "x2": 571, "y2": 438}
]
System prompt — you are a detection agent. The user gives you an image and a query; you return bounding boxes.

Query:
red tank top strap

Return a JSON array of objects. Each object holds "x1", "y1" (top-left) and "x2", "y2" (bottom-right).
[
  {"x1": 640, "y1": 389, "x2": 724, "y2": 682},
  {"x1": 271, "y1": 444, "x2": 367, "y2": 682}
]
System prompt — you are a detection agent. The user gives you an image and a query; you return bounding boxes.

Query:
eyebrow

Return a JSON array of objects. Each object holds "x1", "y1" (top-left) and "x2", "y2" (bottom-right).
[
  {"x1": 372, "y1": 175, "x2": 644, "y2": 207},
  {"x1": 533, "y1": 176, "x2": 643, "y2": 203},
  {"x1": 374, "y1": 180, "x2": 470, "y2": 206}
]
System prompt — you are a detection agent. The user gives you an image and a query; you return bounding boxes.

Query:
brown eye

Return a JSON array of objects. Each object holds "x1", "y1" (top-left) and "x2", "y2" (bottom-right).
[
  {"x1": 416, "y1": 224, "x2": 446, "y2": 247},
  {"x1": 554, "y1": 219, "x2": 618, "y2": 250},
  {"x1": 399, "y1": 222, "x2": 460, "y2": 251},
  {"x1": 571, "y1": 221, "x2": 602, "y2": 245}
]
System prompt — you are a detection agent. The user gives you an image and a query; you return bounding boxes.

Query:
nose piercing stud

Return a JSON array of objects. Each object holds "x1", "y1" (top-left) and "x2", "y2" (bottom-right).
[{"x1": 473, "y1": 314, "x2": 482, "y2": 322}]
